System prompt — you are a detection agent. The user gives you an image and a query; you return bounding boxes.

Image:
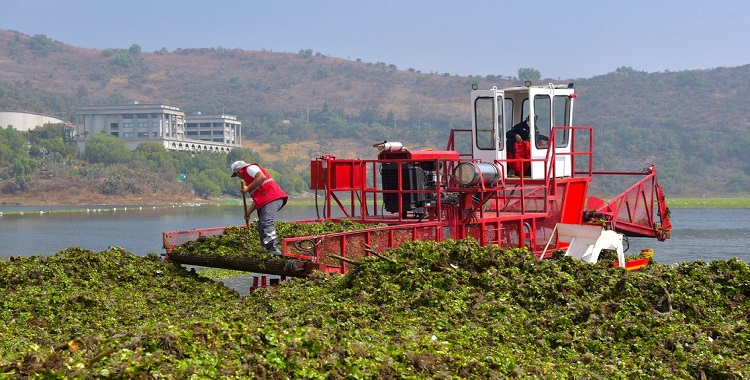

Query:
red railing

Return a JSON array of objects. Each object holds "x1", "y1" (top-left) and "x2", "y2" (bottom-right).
[{"x1": 591, "y1": 165, "x2": 672, "y2": 241}]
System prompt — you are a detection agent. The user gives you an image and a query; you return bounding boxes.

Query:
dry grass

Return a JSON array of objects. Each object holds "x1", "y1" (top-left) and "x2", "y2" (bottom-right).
[{"x1": 1, "y1": 176, "x2": 202, "y2": 206}]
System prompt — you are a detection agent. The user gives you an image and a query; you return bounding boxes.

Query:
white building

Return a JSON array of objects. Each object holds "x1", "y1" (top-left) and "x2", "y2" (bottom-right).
[
  {"x1": 0, "y1": 111, "x2": 65, "y2": 131},
  {"x1": 75, "y1": 103, "x2": 241, "y2": 153},
  {"x1": 185, "y1": 113, "x2": 242, "y2": 147}
]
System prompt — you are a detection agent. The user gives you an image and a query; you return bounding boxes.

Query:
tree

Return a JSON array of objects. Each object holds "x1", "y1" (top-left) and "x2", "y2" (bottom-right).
[
  {"x1": 28, "y1": 34, "x2": 56, "y2": 56},
  {"x1": 187, "y1": 169, "x2": 226, "y2": 199},
  {"x1": 229, "y1": 75, "x2": 243, "y2": 90},
  {"x1": 227, "y1": 147, "x2": 264, "y2": 167},
  {"x1": 273, "y1": 168, "x2": 308, "y2": 194},
  {"x1": 27, "y1": 124, "x2": 78, "y2": 159},
  {"x1": 518, "y1": 67, "x2": 541, "y2": 82},
  {"x1": 182, "y1": 153, "x2": 224, "y2": 175},
  {"x1": 0, "y1": 126, "x2": 35, "y2": 178},
  {"x1": 674, "y1": 70, "x2": 703, "y2": 88},
  {"x1": 359, "y1": 108, "x2": 378, "y2": 125},
  {"x1": 133, "y1": 142, "x2": 177, "y2": 172},
  {"x1": 111, "y1": 51, "x2": 135, "y2": 68},
  {"x1": 76, "y1": 84, "x2": 89, "y2": 98},
  {"x1": 84, "y1": 133, "x2": 133, "y2": 165},
  {"x1": 269, "y1": 133, "x2": 289, "y2": 152},
  {"x1": 614, "y1": 66, "x2": 641, "y2": 76},
  {"x1": 129, "y1": 44, "x2": 142, "y2": 55},
  {"x1": 108, "y1": 92, "x2": 128, "y2": 105},
  {"x1": 7, "y1": 38, "x2": 24, "y2": 61},
  {"x1": 725, "y1": 175, "x2": 750, "y2": 193}
]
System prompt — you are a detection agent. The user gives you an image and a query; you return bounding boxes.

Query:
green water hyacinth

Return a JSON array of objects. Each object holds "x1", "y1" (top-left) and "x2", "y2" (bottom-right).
[{"x1": 1, "y1": 240, "x2": 749, "y2": 378}]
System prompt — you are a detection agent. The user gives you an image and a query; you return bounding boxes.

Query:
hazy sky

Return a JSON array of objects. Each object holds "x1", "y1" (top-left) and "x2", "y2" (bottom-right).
[{"x1": 2, "y1": 0, "x2": 749, "y2": 79}]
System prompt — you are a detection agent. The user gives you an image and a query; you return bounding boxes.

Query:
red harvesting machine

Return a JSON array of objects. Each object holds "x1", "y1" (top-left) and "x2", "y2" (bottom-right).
[{"x1": 164, "y1": 83, "x2": 671, "y2": 278}]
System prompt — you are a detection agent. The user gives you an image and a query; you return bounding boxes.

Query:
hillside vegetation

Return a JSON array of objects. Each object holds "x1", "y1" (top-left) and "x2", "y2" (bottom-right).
[{"x1": 1, "y1": 29, "x2": 749, "y2": 201}]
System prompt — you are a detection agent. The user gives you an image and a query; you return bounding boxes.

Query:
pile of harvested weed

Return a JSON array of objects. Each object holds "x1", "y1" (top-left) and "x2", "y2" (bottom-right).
[
  {"x1": 1, "y1": 240, "x2": 749, "y2": 378},
  {"x1": 170, "y1": 220, "x2": 379, "y2": 258}
]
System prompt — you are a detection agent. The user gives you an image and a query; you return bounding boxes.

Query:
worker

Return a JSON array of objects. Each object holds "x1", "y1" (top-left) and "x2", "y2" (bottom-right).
[
  {"x1": 231, "y1": 160, "x2": 288, "y2": 255},
  {"x1": 511, "y1": 133, "x2": 531, "y2": 176},
  {"x1": 505, "y1": 115, "x2": 532, "y2": 156}
]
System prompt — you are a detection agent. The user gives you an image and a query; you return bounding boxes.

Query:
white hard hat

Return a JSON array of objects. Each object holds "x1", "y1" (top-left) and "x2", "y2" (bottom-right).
[{"x1": 230, "y1": 160, "x2": 247, "y2": 177}]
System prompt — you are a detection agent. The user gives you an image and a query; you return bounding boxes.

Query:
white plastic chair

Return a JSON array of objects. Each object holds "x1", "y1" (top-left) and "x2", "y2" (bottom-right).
[{"x1": 552, "y1": 223, "x2": 625, "y2": 267}]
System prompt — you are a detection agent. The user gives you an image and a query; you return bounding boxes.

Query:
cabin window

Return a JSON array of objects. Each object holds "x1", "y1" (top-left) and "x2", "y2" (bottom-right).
[
  {"x1": 474, "y1": 97, "x2": 495, "y2": 150},
  {"x1": 533, "y1": 95, "x2": 551, "y2": 149},
  {"x1": 502, "y1": 98, "x2": 513, "y2": 150},
  {"x1": 553, "y1": 95, "x2": 570, "y2": 147},
  {"x1": 520, "y1": 98, "x2": 530, "y2": 121}
]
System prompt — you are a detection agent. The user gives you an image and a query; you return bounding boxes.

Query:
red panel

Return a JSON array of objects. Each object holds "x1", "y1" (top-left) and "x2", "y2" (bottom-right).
[
  {"x1": 613, "y1": 258, "x2": 650, "y2": 271},
  {"x1": 330, "y1": 161, "x2": 365, "y2": 190},
  {"x1": 560, "y1": 179, "x2": 588, "y2": 225},
  {"x1": 310, "y1": 160, "x2": 365, "y2": 190},
  {"x1": 586, "y1": 196, "x2": 605, "y2": 210}
]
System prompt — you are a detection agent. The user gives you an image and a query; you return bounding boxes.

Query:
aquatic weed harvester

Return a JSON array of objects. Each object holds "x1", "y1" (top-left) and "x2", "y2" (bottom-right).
[{"x1": 163, "y1": 83, "x2": 671, "y2": 279}]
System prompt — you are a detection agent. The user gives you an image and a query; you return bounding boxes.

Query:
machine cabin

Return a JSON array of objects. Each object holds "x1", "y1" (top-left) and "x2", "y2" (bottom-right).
[{"x1": 471, "y1": 83, "x2": 576, "y2": 180}]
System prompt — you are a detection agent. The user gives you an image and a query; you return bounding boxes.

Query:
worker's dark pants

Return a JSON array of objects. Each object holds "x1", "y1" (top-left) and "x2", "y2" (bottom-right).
[{"x1": 257, "y1": 198, "x2": 284, "y2": 250}]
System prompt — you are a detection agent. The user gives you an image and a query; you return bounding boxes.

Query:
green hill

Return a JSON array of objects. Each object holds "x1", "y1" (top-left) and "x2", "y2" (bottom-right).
[{"x1": 1, "y1": 29, "x2": 749, "y2": 198}]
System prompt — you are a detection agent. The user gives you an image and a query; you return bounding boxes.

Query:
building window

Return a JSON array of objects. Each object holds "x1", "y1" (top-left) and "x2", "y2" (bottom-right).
[
  {"x1": 137, "y1": 113, "x2": 148, "y2": 119},
  {"x1": 151, "y1": 113, "x2": 160, "y2": 118},
  {"x1": 138, "y1": 132, "x2": 149, "y2": 138},
  {"x1": 123, "y1": 114, "x2": 134, "y2": 119},
  {"x1": 186, "y1": 131, "x2": 198, "y2": 136},
  {"x1": 110, "y1": 123, "x2": 119, "y2": 130},
  {"x1": 138, "y1": 122, "x2": 148, "y2": 128},
  {"x1": 200, "y1": 131, "x2": 212, "y2": 136},
  {"x1": 123, "y1": 122, "x2": 133, "y2": 129},
  {"x1": 152, "y1": 131, "x2": 159, "y2": 137},
  {"x1": 123, "y1": 132, "x2": 134, "y2": 139},
  {"x1": 152, "y1": 121, "x2": 159, "y2": 128},
  {"x1": 111, "y1": 132, "x2": 119, "y2": 137}
]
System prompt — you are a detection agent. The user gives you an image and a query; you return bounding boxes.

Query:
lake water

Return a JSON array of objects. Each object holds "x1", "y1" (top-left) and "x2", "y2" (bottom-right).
[
  {"x1": 1, "y1": 205, "x2": 748, "y2": 265},
  {"x1": 0, "y1": 203, "x2": 320, "y2": 258}
]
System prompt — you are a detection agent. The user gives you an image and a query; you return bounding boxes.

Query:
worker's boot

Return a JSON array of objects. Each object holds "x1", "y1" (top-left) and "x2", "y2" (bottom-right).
[{"x1": 265, "y1": 240, "x2": 282, "y2": 256}]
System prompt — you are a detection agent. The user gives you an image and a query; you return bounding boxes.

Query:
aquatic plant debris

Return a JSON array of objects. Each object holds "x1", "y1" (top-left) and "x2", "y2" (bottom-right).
[
  {"x1": 1, "y1": 240, "x2": 749, "y2": 378},
  {"x1": 169, "y1": 220, "x2": 380, "y2": 259}
]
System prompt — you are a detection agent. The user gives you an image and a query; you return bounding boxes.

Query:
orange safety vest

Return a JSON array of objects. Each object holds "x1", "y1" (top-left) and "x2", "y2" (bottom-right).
[{"x1": 238, "y1": 163, "x2": 288, "y2": 210}]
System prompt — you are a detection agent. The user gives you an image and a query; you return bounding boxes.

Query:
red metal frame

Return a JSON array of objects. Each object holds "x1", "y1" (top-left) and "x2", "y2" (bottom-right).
[
  {"x1": 591, "y1": 165, "x2": 672, "y2": 241},
  {"x1": 163, "y1": 125, "x2": 671, "y2": 275}
]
